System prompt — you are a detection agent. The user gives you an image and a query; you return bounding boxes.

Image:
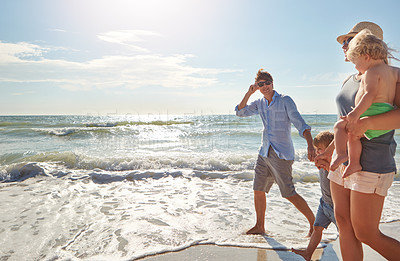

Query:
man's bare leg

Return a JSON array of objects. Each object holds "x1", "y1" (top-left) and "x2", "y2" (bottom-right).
[
  {"x1": 286, "y1": 194, "x2": 315, "y2": 237},
  {"x1": 247, "y1": 190, "x2": 266, "y2": 234}
]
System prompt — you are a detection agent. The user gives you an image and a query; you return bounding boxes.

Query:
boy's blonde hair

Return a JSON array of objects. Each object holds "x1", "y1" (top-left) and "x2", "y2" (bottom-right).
[
  {"x1": 346, "y1": 29, "x2": 391, "y2": 64},
  {"x1": 313, "y1": 131, "x2": 334, "y2": 149}
]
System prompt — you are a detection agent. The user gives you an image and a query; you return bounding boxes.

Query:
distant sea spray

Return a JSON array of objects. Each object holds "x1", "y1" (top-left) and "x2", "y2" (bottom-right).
[{"x1": 0, "y1": 114, "x2": 398, "y2": 183}]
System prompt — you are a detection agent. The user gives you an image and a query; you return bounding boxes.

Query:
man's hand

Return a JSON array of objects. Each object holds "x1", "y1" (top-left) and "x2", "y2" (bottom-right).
[
  {"x1": 248, "y1": 83, "x2": 259, "y2": 95},
  {"x1": 307, "y1": 146, "x2": 316, "y2": 162},
  {"x1": 238, "y1": 83, "x2": 259, "y2": 111}
]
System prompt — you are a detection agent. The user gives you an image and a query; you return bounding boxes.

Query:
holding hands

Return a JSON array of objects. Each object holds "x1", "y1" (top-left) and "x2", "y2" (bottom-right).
[
  {"x1": 307, "y1": 146, "x2": 316, "y2": 162},
  {"x1": 314, "y1": 143, "x2": 334, "y2": 171}
]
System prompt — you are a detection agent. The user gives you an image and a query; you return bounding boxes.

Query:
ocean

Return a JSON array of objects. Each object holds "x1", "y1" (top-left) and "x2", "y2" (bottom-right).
[{"x1": 0, "y1": 114, "x2": 399, "y2": 260}]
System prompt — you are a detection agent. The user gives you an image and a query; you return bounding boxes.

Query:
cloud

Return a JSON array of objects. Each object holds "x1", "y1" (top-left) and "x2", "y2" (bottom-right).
[
  {"x1": 0, "y1": 40, "x2": 239, "y2": 91},
  {"x1": 97, "y1": 30, "x2": 162, "y2": 52},
  {"x1": 48, "y1": 28, "x2": 67, "y2": 33},
  {"x1": 294, "y1": 83, "x2": 338, "y2": 88},
  {"x1": 301, "y1": 72, "x2": 352, "y2": 83},
  {"x1": 294, "y1": 72, "x2": 354, "y2": 88},
  {"x1": 11, "y1": 91, "x2": 35, "y2": 96},
  {"x1": 0, "y1": 41, "x2": 46, "y2": 63}
]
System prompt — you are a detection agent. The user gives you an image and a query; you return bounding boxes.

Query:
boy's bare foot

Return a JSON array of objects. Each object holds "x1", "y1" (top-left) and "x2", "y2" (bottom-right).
[
  {"x1": 342, "y1": 163, "x2": 362, "y2": 178},
  {"x1": 330, "y1": 153, "x2": 348, "y2": 171},
  {"x1": 291, "y1": 248, "x2": 311, "y2": 261},
  {"x1": 246, "y1": 225, "x2": 265, "y2": 235}
]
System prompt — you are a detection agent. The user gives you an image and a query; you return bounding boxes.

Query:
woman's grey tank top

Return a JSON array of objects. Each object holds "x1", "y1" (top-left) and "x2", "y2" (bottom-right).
[{"x1": 335, "y1": 74, "x2": 397, "y2": 173}]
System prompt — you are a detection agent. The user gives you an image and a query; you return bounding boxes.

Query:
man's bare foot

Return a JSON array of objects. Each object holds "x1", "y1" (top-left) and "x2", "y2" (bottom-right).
[
  {"x1": 246, "y1": 225, "x2": 265, "y2": 235},
  {"x1": 330, "y1": 153, "x2": 348, "y2": 171},
  {"x1": 291, "y1": 248, "x2": 311, "y2": 261},
  {"x1": 342, "y1": 163, "x2": 362, "y2": 178}
]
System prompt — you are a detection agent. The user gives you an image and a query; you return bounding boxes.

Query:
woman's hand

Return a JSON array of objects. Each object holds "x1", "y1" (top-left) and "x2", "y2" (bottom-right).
[
  {"x1": 315, "y1": 158, "x2": 331, "y2": 171},
  {"x1": 346, "y1": 111, "x2": 358, "y2": 124},
  {"x1": 314, "y1": 149, "x2": 333, "y2": 171},
  {"x1": 346, "y1": 117, "x2": 369, "y2": 137}
]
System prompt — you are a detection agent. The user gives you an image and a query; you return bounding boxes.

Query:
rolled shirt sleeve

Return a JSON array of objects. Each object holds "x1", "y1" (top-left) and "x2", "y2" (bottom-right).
[
  {"x1": 283, "y1": 96, "x2": 311, "y2": 138},
  {"x1": 235, "y1": 101, "x2": 259, "y2": 117}
]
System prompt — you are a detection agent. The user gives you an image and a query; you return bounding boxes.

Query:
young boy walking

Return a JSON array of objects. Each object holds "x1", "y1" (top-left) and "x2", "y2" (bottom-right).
[
  {"x1": 236, "y1": 69, "x2": 315, "y2": 235},
  {"x1": 292, "y1": 131, "x2": 337, "y2": 261}
]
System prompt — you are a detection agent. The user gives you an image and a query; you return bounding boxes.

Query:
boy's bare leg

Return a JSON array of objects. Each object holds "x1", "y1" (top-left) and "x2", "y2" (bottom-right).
[
  {"x1": 247, "y1": 190, "x2": 266, "y2": 234},
  {"x1": 291, "y1": 226, "x2": 324, "y2": 261},
  {"x1": 343, "y1": 134, "x2": 362, "y2": 178},
  {"x1": 286, "y1": 194, "x2": 315, "y2": 237},
  {"x1": 330, "y1": 120, "x2": 349, "y2": 171}
]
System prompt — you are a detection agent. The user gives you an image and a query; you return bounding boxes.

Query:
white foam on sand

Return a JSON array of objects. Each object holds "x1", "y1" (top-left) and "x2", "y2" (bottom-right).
[{"x1": 0, "y1": 163, "x2": 399, "y2": 260}]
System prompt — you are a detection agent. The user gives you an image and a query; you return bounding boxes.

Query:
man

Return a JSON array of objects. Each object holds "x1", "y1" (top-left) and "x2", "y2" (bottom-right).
[{"x1": 236, "y1": 69, "x2": 315, "y2": 235}]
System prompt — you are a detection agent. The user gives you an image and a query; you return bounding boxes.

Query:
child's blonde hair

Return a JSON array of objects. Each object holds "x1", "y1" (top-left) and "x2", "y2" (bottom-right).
[
  {"x1": 313, "y1": 131, "x2": 334, "y2": 149},
  {"x1": 346, "y1": 29, "x2": 393, "y2": 64}
]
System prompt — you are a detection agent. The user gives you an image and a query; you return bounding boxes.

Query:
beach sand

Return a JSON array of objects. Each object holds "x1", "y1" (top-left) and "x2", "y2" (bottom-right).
[{"x1": 141, "y1": 221, "x2": 400, "y2": 261}]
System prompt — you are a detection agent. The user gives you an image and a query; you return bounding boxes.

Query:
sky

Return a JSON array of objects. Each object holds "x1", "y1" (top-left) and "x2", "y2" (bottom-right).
[{"x1": 1, "y1": 0, "x2": 400, "y2": 115}]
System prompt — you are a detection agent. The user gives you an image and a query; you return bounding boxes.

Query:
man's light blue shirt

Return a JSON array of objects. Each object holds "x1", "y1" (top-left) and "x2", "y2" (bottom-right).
[{"x1": 235, "y1": 91, "x2": 310, "y2": 161}]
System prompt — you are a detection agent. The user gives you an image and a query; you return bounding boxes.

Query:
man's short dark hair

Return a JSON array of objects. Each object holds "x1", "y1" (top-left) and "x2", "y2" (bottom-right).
[{"x1": 255, "y1": 69, "x2": 273, "y2": 82}]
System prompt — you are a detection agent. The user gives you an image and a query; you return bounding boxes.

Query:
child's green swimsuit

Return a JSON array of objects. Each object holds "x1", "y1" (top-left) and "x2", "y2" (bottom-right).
[{"x1": 360, "y1": 102, "x2": 394, "y2": 139}]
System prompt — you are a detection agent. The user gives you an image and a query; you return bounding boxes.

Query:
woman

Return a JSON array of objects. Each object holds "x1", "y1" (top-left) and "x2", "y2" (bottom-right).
[{"x1": 315, "y1": 21, "x2": 400, "y2": 261}]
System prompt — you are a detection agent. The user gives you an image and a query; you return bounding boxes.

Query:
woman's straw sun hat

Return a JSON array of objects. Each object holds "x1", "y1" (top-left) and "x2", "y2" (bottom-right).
[{"x1": 336, "y1": 21, "x2": 383, "y2": 44}]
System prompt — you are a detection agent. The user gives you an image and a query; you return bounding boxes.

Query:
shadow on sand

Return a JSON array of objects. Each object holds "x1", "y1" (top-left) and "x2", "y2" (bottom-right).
[{"x1": 261, "y1": 234, "x2": 340, "y2": 261}]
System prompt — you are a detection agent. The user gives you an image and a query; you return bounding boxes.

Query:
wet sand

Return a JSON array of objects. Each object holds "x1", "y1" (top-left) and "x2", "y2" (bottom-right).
[{"x1": 141, "y1": 221, "x2": 400, "y2": 261}]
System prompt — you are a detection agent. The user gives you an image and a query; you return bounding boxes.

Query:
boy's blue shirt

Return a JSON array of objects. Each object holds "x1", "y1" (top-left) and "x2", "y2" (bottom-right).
[{"x1": 235, "y1": 91, "x2": 310, "y2": 161}]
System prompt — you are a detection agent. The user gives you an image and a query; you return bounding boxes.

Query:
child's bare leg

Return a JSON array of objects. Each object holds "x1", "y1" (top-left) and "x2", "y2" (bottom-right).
[
  {"x1": 342, "y1": 134, "x2": 362, "y2": 178},
  {"x1": 292, "y1": 226, "x2": 324, "y2": 261},
  {"x1": 330, "y1": 119, "x2": 348, "y2": 171}
]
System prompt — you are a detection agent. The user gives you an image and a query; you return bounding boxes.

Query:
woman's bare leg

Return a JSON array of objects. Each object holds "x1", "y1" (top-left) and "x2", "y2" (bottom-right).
[
  {"x1": 330, "y1": 181, "x2": 363, "y2": 261},
  {"x1": 351, "y1": 191, "x2": 400, "y2": 260}
]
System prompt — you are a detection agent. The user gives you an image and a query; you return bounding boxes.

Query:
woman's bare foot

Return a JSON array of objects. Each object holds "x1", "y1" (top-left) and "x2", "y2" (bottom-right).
[
  {"x1": 342, "y1": 163, "x2": 362, "y2": 178},
  {"x1": 330, "y1": 153, "x2": 348, "y2": 171},
  {"x1": 246, "y1": 225, "x2": 265, "y2": 235},
  {"x1": 291, "y1": 248, "x2": 311, "y2": 261}
]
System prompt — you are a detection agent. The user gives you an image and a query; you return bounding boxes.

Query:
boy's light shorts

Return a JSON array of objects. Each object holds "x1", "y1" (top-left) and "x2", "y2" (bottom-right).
[
  {"x1": 314, "y1": 197, "x2": 336, "y2": 229},
  {"x1": 253, "y1": 147, "x2": 296, "y2": 198},
  {"x1": 328, "y1": 165, "x2": 395, "y2": 197}
]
